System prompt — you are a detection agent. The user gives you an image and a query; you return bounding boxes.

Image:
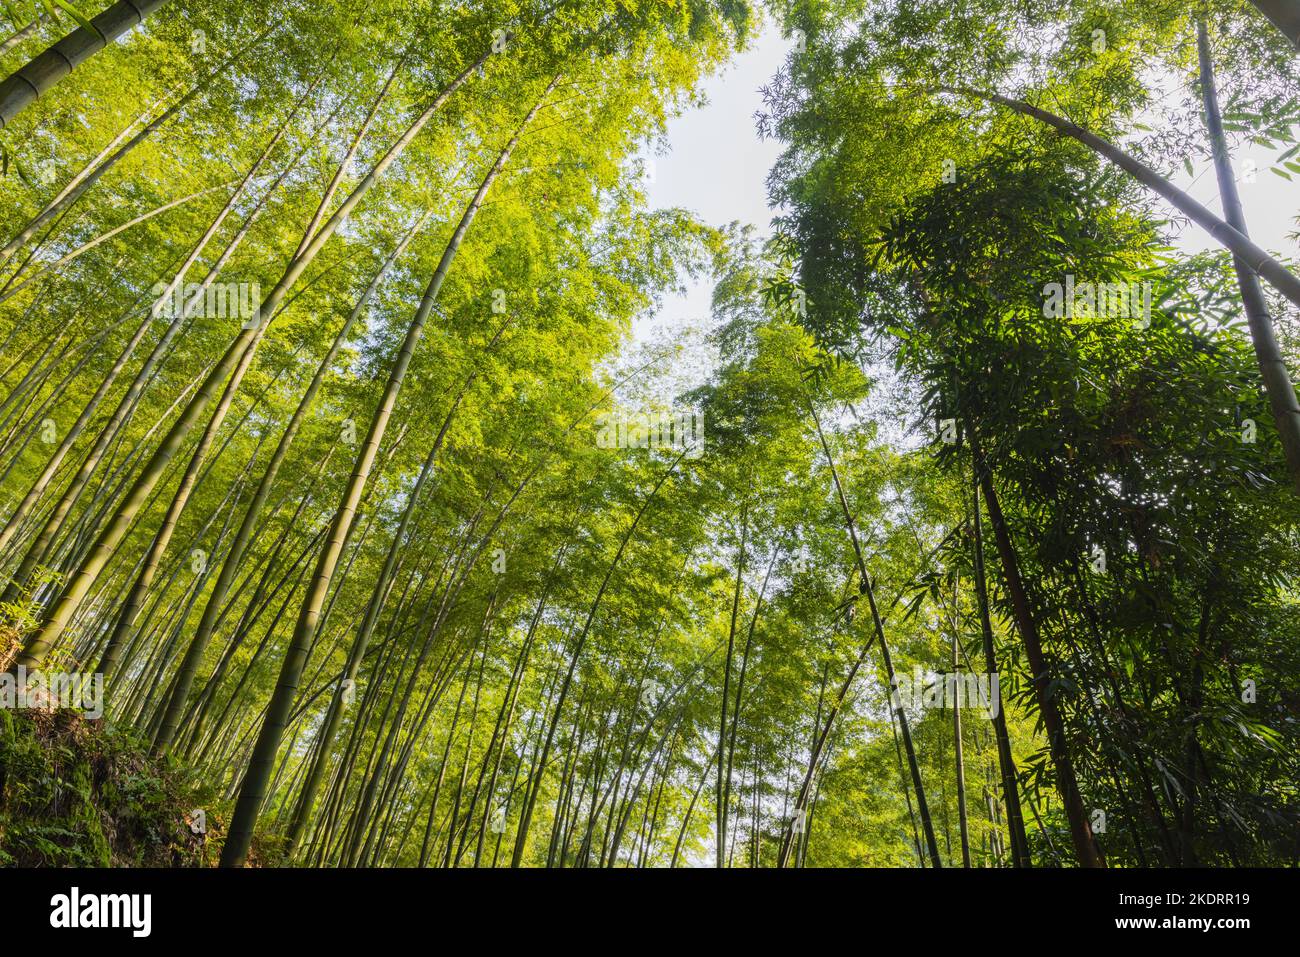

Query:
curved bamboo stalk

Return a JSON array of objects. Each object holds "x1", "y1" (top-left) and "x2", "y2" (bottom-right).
[{"x1": 0, "y1": 0, "x2": 173, "y2": 129}]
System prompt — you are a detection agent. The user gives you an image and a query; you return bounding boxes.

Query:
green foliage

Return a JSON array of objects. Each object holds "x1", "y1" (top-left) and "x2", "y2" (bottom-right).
[
  {"x1": 0, "y1": 0, "x2": 1296, "y2": 871},
  {"x1": 0, "y1": 709, "x2": 216, "y2": 866}
]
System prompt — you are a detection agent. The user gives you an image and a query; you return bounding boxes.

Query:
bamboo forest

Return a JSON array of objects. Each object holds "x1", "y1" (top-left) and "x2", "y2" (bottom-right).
[{"x1": 0, "y1": 0, "x2": 1298, "y2": 887}]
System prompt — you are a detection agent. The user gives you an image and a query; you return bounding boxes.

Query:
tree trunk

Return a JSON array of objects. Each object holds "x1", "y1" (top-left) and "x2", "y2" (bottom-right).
[
  {"x1": 1196, "y1": 20, "x2": 1300, "y2": 491},
  {"x1": 0, "y1": 28, "x2": 266, "y2": 270},
  {"x1": 0, "y1": 0, "x2": 175, "y2": 129},
  {"x1": 798, "y1": 400, "x2": 942, "y2": 867},
  {"x1": 951, "y1": 616, "x2": 971, "y2": 867},
  {"x1": 716, "y1": 502, "x2": 746, "y2": 867},
  {"x1": 152, "y1": 213, "x2": 427, "y2": 753},
  {"x1": 970, "y1": 457, "x2": 1031, "y2": 867},
  {"x1": 1247, "y1": 0, "x2": 1300, "y2": 47},
  {"x1": 219, "y1": 74, "x2": 555, "y2": 868},
  {"x1": 12, "y1": 46, "x2": 491, "y2": 670},
  {"x1": 511, "y1": 443, "x2": 688, "y2": 867},
  {"x1": 974, "y1": 437, "x2": 1103, "y2": 867}
]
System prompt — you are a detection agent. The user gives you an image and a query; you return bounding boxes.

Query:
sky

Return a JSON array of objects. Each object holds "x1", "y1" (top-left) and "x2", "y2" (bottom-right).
[
  {"x1": 1168, "y1": 139, "x2": 1299, "y2": 257},
  {"x1": 629, "y1": 22, "x2": 790, "y2": 374},
  {"x1": 628, "y1": 20, "x2": 1300, "y2": 390},
  {"x1": 640, "y1": 25, "x2": 789, "y2": 238}
]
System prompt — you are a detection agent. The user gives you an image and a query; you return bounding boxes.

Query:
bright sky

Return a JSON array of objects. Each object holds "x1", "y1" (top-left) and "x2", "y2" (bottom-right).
[
  {"x1": 629, "y1": 21, "x2": 789, "y2": 380},
  {"x1": 1169, "y1": 141, "x2": 1300, "y2": 257}
]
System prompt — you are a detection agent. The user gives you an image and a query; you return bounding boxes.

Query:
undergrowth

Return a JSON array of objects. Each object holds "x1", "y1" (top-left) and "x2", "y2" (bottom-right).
[{"x1": 0, "y1": 708, "x2": 220, "y2": 867}]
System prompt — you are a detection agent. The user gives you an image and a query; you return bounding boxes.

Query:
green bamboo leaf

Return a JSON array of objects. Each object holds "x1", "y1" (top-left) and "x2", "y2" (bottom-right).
[{"x1": 49, "y1": 0, "x2": 99, "y2": 37}]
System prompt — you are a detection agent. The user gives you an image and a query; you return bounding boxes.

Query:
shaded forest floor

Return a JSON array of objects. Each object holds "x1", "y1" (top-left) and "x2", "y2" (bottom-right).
[{"x1": 0, "y1": 706, "x2": 235, "y2": 867}]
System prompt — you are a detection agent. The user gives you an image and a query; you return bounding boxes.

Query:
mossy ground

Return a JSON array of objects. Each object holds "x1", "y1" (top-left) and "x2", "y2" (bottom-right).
[{"x1": 0, "y1": 707, "x2": 220, "y2": 867}]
